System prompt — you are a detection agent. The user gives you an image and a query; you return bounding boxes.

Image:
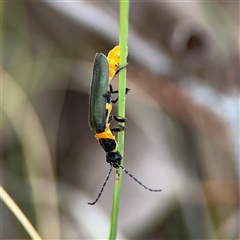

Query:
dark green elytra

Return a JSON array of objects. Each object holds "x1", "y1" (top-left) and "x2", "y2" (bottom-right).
[{"x1": 88, "y1": 53, "x2": 109, "y2": 132}]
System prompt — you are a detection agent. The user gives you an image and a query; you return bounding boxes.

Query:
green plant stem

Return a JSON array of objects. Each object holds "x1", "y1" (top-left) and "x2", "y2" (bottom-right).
[{"x1": 109, "y1": 0, "x2": 129, "y2": 239}]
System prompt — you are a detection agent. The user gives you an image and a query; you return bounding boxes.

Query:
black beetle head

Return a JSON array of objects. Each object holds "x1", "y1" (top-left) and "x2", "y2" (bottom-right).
[{"x1": 106, "y1": 151, "x2": 122, "y2": 168}]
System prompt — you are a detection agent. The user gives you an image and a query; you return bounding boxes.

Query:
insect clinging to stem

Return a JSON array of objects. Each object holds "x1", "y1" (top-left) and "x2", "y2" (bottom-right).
[{"x1": 88, "y1": 45, "x2": 161, "y2": 205}]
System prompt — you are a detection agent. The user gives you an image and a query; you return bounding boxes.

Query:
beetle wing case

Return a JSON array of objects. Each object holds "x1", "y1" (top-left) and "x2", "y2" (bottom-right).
[{"x1": 88, "y1": 53, "x2": 109, "y2": 132}]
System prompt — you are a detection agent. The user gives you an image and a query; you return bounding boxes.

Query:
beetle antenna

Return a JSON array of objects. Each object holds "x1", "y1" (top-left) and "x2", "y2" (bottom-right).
[
  {"x1": 88, "y1": 165, "x2": 113, "y2": 205},
  {"x1": 119, "y1": 165, "x2": 162, "y2": 192}
]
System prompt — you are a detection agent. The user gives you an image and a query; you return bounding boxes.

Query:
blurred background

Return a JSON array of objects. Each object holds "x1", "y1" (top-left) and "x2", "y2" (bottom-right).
[{"x1": 1, "y1": 1, "x2": 239, "y2": 239}]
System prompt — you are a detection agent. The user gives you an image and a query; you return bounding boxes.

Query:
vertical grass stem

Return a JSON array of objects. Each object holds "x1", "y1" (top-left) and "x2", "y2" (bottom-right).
[{"x1": 109, "y1": 0, "x2": 129, "y2": 239}]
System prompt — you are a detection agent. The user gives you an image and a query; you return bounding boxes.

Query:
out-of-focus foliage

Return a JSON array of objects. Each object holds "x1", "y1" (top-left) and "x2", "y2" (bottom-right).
[{"x1": 1, "y1": 1, "x2": 239, "y2": 239}]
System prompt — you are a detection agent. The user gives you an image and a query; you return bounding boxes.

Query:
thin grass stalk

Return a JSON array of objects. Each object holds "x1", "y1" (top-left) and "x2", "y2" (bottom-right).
[{"x1": 109, "y1": 0, "x2": 129, "y2": 239}]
